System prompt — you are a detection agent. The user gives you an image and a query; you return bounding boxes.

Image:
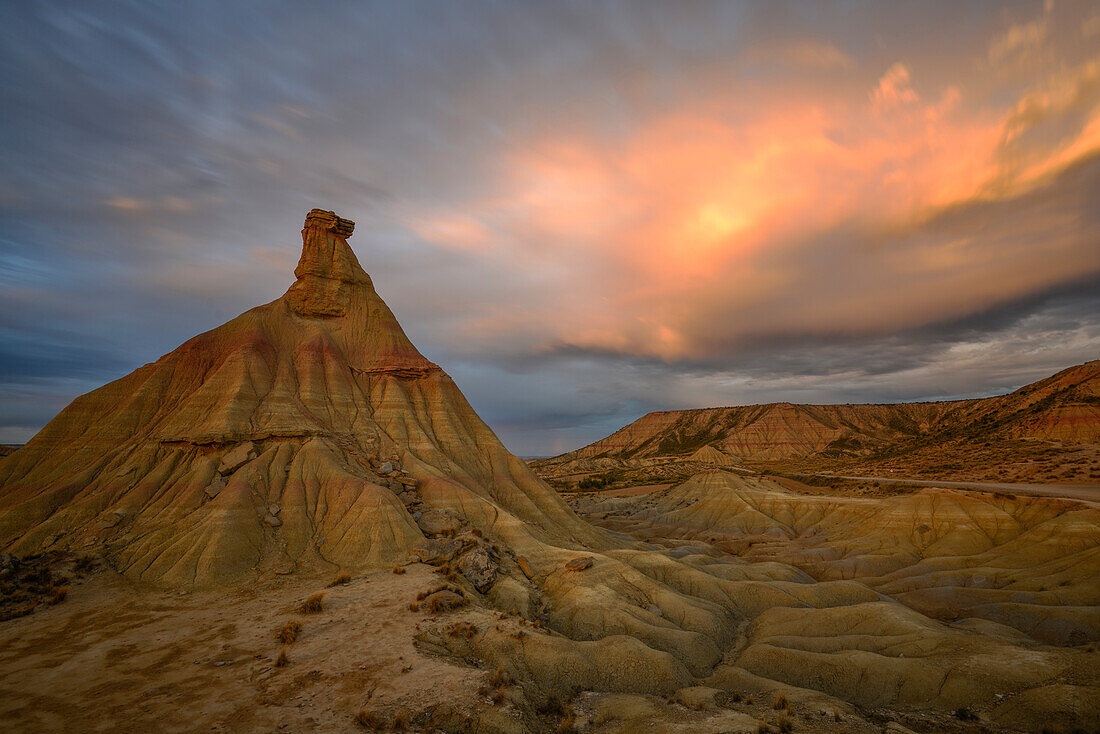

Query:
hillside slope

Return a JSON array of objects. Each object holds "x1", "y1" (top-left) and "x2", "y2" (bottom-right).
[{"x1": 533, "y1": 361, "x2": 1100, "y2": 486}]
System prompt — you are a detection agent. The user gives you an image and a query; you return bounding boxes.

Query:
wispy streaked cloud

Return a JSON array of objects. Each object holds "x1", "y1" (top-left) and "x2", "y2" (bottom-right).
[{"x1": 1, "y1": 0, "x2": 1097, "y2": 455}]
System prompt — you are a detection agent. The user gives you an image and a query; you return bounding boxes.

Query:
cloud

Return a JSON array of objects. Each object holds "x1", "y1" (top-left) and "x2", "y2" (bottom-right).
[
  {"x1": 1, "y1": 1, "x2": 1098, "y2": 454},
  {"x1": 742, "y1": 40, "x2": 856, "y2": 71},
  {"x1": 988, "y1": 15, "x2": 1049, "y2": 65},
  {"x1": 871, "y1": 63, "x2": 920, "y2": 113}
]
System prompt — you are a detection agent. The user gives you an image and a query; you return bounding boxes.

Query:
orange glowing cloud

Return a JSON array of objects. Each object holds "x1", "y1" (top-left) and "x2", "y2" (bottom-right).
[{"x1": 409, "y1": 54, "x2": 1100, "y2": 364}]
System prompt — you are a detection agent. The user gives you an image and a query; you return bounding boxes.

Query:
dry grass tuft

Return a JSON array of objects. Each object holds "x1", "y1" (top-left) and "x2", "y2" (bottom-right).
[
  {"x1": 954, "y1": 707, "x2": 977, "y2": 721},
  {"x1": 556, "y1": 712, "x2": 576, "y2": 733},
  {"x1": 355, "y1": 706, "x2": 385, "y2": 729},
  {"x1": 777, "y1": 713, "x2": 793, "y2": 732},
  {"x1": 275, "y1": 647, "x2": 289, "y2": 667},
  {"x1": 417, "y1": 583, "x2": 463, "y2": 600},
  {"x1": 73, "y1": 555, "x2": 97, "y2": 574},
  {"x1": 298, "y1": 592, "x2": 325, "y2": 614},
  {"x1": 327, "y1": 573, "x2": 352, "y2": 587},
  {"x1": 490, "y1": 665, "x2": 512, "y2": 688},
  {"x1": 540, "y1": 695, "x2": 568, "y2": 718},
  {"x1": 756, "y1": 722, "x2": 770, "y2": 734},
  {"x1": 772, "y1": 692, "x2": 788, "y2": 711},
  {"x1": 491, "y1": 686, "x2": 506, "y2": 705},
  {"x1": 392, "y1": 708, "x2": 411, "y2": 731},
  {"x1": 445, "y1": 621, "x2": 479, "y2": 639},
  {"x1": 392, "y1": 565, "x2": 406, "y2": 575},
  {"x1": 408, "y1": 601, "x2": 419, "y2": 612},
  {"x1": 276, "y1": 619, "x2": 302, "y2": 644},
  {"x1": 48, "y1": 586, "x2": 69, "y2": 605},
  {"x1": 427, "y1": 593, "x2": 465, "y2": 613}
]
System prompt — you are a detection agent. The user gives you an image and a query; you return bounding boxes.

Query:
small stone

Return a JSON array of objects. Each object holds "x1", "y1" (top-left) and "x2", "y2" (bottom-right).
[
  {"x1": 268, "y1": 504, "x2": 281, "y2": 516},
  {"x1": 264, "y1": 514, "x2": 282, "y2": 527},
  {"x1": 408, "y1": 538, "x2": 462, "y2": 564},
  {"x1": 204, "y1": 476, "x2": 226, "y2": 498},
  {"x1": 218, "y1": 442, "x2": 256, "y2": 474},
  {"x1": 457, "y1": 547, "x2": 498, "y2": 593},
  {"x1": 565, "y1": 556, "x2": 594, "y2": 572},
  {"x1": 419, "y1": 509, "x2": 462, "y2": 536},
  {"x1": 378, "y1": 461, "x2": 393, "y2": 474},
  {"x1": 516, "y1": 556, "x2": 535, "y2": 579}
]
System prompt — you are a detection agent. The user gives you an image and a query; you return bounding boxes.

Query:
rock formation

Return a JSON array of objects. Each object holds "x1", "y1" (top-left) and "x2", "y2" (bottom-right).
[
  {"x1": 0, "y1": 211, "x2": 1096, "y2": 731},
  {"x1": 534, "y1": 360, "x2": 1100, "y2": 483},
  {"x1": 0, "y1": 209, "x2": 609, "y2": 586}
]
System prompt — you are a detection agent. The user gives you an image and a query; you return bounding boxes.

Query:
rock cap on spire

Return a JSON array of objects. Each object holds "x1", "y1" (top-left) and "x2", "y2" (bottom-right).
[{"x1": 304, "y1": 208, "x2": 355, "y2": 238}]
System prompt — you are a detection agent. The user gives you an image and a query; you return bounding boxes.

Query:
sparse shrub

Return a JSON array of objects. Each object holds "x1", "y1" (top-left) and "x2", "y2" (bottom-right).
[
  {"x1": 299, "y1": 592, "x2": 325, "y2": 614},
  {"x1": 954, "y1": 706, "x2": 977, "y2": 721},
  {"x1": 355, "y1": 706, "x2": 385, "y2": 729},
  {"x1": 277, "y1": 619, "x2": 302, "y2": 644},
  {"x1": 777, "y1": 713, "x2": 793, "y2": 732},
  {"x1": 556, "y1": 712, "x2": 576, "y2": 733},
  {"x1": 772, "y1": 692, "x2": 788, "y2": 711},
  {"x1": 471, "y1": 528, "x2": 484, "y2": 538},
  {"x1": 539, "y1": 695, "x2": 568, "y2": 718},
  {"x1": 427, "y1": 592, "x2": 465, "y2": 613},
  {"x1": 275, "y1": 647, "x2": 289, "y2": 667},
  {"x1": 73, "y1": 555, "x2": 96, "y2": 574},
  {"x1": 408, "y1": 601, "x2": 419, "y2": 612},
  {"x1": 48, "y1": 586, "x2": 68, "y2": 605},
  {"x1": 392, "y1": 565, "x2": 406, "y2": 575},
  {"x1": 392, "y1": 708, "x2": 411, "y2": 731},
  {"x1": 490, "y1": 665, "x2": 512, "y2": 687},
  {"x1": 491, "y1": 686, "x2": 505, "y2": 705},
  {"x1": 327, "y1": 573, "x2": 351, "y2": 587},
  {"x1": 756, "y1": 722, "x2": 770, "y2": 734},
  {"x1": 446, "y1": 621, "x2": 479, "y2": 639}
]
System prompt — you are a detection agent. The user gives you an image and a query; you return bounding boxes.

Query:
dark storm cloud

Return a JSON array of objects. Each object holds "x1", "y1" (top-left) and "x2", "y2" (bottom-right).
[{"x1": 0, "y1": 0, "x2": 1097, "y2": 454}]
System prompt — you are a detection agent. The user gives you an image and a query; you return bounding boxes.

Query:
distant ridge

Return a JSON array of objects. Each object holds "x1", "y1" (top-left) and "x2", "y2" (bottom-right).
[{"x1": 533, "y1": 360, "x2": 1099, "y2": 482}]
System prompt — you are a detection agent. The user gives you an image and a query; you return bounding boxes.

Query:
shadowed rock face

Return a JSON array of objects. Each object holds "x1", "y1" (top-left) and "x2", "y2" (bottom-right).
[{"x1": 0, "y1": 211, "x2": 610, "y2": 586}]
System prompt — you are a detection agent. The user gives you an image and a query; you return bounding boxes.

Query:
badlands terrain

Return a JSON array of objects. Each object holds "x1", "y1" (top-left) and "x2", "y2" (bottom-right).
[
  {"x1": 531, "y1": 361, "x2": 1100, "y2": 492},
  {"x1": 0, "y1": 211, "x2": 1097, "y2": 733}
]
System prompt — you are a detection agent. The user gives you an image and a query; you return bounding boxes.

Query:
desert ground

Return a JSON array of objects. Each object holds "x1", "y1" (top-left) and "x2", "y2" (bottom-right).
[{"x1": 1, "y1": 213, "x2": 1097, "y2": 733}]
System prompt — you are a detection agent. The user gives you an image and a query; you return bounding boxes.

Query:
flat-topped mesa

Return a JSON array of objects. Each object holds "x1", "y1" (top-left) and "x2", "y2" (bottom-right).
[{"x1": 287, "y1": 208, "x2": 370, "y2": 316}]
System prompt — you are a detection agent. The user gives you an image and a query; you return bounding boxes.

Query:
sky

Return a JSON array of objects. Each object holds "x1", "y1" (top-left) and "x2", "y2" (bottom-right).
[{"x1": 1, "y1": 0, "x2": 1098, "y2": 456}]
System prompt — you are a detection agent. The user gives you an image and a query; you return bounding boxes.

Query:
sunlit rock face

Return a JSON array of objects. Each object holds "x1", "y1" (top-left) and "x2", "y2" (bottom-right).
[
  {"x1": 0, "y1": 211, "x2": 1096, "y2": 732},
  {"x1": 534, "y1": 360, "x2": 1100, "y2": 482},
  {"x1": 0, "y1": 209, "x2": 609, "y2": 586}
]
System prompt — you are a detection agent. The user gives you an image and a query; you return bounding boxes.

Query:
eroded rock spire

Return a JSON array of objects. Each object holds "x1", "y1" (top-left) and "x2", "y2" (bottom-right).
[{"x1": 287, "y1": 208, "x2": 369, "y2": 316}]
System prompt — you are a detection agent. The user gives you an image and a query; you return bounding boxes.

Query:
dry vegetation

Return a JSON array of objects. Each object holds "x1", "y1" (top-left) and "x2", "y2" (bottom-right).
[
  {"x1": 276, "y1": 619, "x2": 302, "y2": 644},
  {"x1": 0, "y1": 552, "x2": 74, "y2": 621},
  {"x1": 298, "y1": 592, "x2": 325, "y2": 614},
  {"x1": 327, "y1": 572, "x2": 352, "y2": 587}
]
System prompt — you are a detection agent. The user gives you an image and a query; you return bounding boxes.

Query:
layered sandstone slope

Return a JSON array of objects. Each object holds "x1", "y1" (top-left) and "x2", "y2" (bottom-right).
[
  {"x1": 1, "y1": 211, "x2": 1097, "y2": 730},
  {"x1": 533, "y1": 360, "x2": 1100, "y2": 481},
  {"x1": 575, "y1": 470, "x2": 1100, "y2": 647},
  {"x1": 0, "y1": 210, "x2": 610, "y2": 585}
]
